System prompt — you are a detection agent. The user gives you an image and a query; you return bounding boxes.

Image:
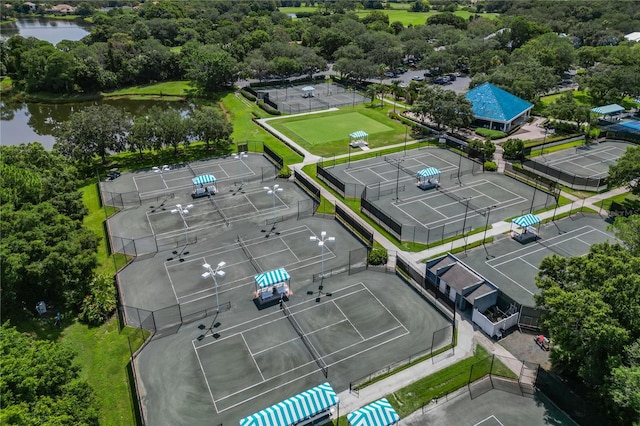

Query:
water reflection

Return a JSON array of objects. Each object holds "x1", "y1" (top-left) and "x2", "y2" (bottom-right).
[
  {"x1": 0, "y1": 18, "x2": 91, "y2": 45},
  {"x1": 1, "y1": 100, "x2": 193, "y2": 150}
]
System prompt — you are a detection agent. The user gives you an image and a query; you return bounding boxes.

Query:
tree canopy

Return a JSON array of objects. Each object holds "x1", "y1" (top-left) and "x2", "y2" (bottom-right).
[{"x1": 0, "y1": 323, "x2": 100, "y2": 425}]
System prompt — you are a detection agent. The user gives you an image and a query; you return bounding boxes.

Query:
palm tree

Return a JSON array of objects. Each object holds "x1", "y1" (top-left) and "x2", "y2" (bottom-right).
[{"x1": 390, "y1": 80, "x2": 402, "y2": 113}]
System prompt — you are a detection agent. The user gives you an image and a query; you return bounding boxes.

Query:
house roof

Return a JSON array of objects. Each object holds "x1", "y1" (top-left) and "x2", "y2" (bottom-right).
[
  {"x1": 429, "y1": 256, "x2": 456, "y2": 274},
  {"x1": 624, "y1": 32, "x2": 640, "y2": 42},
  {"x1": 439, "y1": 263, "x2": 482, "y2": 293},
  {"x1": 465, "y1": 83, "x2": 533, "y2": 123},
  {"x1": 591, "y1": 104, "x2": 625, "y2": 115},
  {"x1": 464, "y1": 283, "x2": 496, "y2": 304}
]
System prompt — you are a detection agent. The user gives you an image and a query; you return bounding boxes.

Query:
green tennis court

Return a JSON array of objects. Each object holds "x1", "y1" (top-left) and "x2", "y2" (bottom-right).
[{"x1": 282, "y1": 112, "x2": 393, "y2": 145}]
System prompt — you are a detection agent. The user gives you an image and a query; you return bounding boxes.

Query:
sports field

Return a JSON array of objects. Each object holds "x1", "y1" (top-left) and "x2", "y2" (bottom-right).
[
  {"x1": 268, "y1": 106, "x2": 407, "y2": 156},
  {"x1": 283, "y1": 112, "x2": 392, "y2": 144}
]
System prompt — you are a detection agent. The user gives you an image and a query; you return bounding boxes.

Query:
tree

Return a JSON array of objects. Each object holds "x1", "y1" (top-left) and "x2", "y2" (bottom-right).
[
  {"x1": 608, "y1": 215, "x2": 640, "y2": 256},
  {"x1": 185, "y1": 45, "x2": 238, "y2": 91},
  {"x1": 54, "y1": 105, "x2": 130, "y2": 164},
  {"x1": 79, "y1": 274, "x2": 117, "y2": 326},
  {"x1": 502, "y1": 138, "x2": 525, "y2": 160},
  {"x1": 607, "y1": 146, "x2": 640, "y2": 196},
  {"x1": 154, "y1": 108, "x2": 188, "y2": 154},
  {"x1": 0, "y1": 323, "x2": 100, "y2": 425},
  {"x1": 189, "y1": 107, "x2": 233, "y2": 152},
  {"x1": 535, "y1": 242, "x2": 640, "y2": 423}
]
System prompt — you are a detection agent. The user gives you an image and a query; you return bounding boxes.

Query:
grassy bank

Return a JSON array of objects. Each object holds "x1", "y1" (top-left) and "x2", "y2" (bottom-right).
[{"x1": 103, "y1": 80, "x2": 193, "y2": 99}]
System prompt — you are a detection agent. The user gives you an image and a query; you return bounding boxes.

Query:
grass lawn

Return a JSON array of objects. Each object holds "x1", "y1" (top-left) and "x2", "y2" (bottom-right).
[
  {"x1": 220, "y1": 93, "x2": 304, "y2": 165},
  {"x1": 593, "y1": 191, "x2": 639, "y2": 211},
  {"x1": 81, "y1": 180, "x2": 129, "y2": 274},
  {"x1": 271, "y1": 104, "x2": 406, "y2": 156},
  {"x1": 279, "y1": 6, "x2": 498, "y2": 26},
  {"x1": 103, "y1": 81, "x2": 193, "y2": 98},
  {"x1": 62, "y1": 319, "x2": 148, "y2": 426}
]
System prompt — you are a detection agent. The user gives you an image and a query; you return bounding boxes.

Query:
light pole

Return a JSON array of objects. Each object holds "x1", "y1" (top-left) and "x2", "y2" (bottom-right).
[
  {"x1": 404, "y1": 124, "x2": 408, "y2": 155},
  {"x1": 347, "y1": 141, "x2": 351, "y2": 168},
  {"x1": 310, "y1": 231, "x2": 335, "y2": 280},
  {"x1": 202, "y1": 261, "x2": 226, "y2": 313},
  {"x1": 263, "y1": 184, "x2": 283, "y2": 236},
  {"x1": 530, "y1": 178, "x2": 539, "y2": 213},
  {"x1": 152, "y1": 165, "x2": 170, "y2": 188},
  {"x1": 171, "y1": 203, "x2": 193, "y2": 248}
]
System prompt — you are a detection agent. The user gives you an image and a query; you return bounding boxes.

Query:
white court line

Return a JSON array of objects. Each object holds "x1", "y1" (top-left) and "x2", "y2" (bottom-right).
[
  {"x1": 363, "y1": 285, "x2": 410, "y2": 334},
  {"x1": 192, "y1": 339, "x2": 219, "y2": 413},
  {"x1": 474, "y1": 415, "x2": 504, "y2": 426},
  {"x1": 280, "y1": 238, "x2": 300, "y2": 262},
  {"x1": 241, "y1": 333, "x2": 265, "y2": 381},
  {"x1": 332, "y1": 300, "x2": 365, "y2": 340},
  {"x1": 251, "y1": 319, "x2": 350, "y2": 356},
  {"x1": 520, "y1": 258, "x2": 540, "y2": 270}
]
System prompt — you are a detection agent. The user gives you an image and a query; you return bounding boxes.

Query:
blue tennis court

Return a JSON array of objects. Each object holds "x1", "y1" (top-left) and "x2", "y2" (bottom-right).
[{"x1": 618, "y1": 118, "x2": 640, "y2": 131}]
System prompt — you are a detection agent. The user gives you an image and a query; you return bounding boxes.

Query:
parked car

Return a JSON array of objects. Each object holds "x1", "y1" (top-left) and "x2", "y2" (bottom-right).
[
  {"x1": 411, "y1": 75, "x2": 425, "y2": 81},
  {"x1": 384, "y1": 71, "x2": 396, "y2": 78},
  {"x1": 447, "y1": 73, "x2": 457, "y2": 81},
  {"x1": 535, "y1": 335, "x2": 550, "y2": 351},
  {"x1": 433, "y1": 76, "x2": 450, "y2": 85}
]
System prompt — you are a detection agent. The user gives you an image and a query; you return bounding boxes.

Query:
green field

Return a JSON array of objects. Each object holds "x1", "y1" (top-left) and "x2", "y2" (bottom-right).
[
  {"x1": 271, "y1": 105, "x2": 406, "y2": 156},
  {"x1": 284, "y1": 112, "x2": 392, "y2": 143},
  {"x1": 279, "y1": 7, "x2": 498, "y2": 26}
]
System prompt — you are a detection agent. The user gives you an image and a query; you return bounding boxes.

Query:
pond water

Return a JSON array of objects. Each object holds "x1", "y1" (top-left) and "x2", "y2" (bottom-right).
[
  {"x1": 1, "y1": 99, "x2": 193, "y2": 151},
  {"x1": 1, "y1": 17, "x2": 91, "y2": 45}
]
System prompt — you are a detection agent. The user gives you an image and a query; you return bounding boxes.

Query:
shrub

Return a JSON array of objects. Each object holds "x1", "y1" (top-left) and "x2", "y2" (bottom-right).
[
  {"x1": 502, "y1": 138, "x2": 525, "y2": 160},
  {"x1": 257, "y1": 100, "x2": 281, "y2": 115},
  {"x1": 368, "y1": 248, "x2": 388, "y2": 265},
  {"x1": 240, "y1": 89, "x2": 256, "y2": 102},
  {"x1": 484, "y1": 161, "x2": 498, "y2": 172},
  {"x1": 278, "y1": 165, "x2": 291, "y2": 178},
  {"x1": 79, "y1": 274, "x2": 117, "y2": 326},
  {"x1": 475, "y1": 128, "x2": 507, "y2": 139}
]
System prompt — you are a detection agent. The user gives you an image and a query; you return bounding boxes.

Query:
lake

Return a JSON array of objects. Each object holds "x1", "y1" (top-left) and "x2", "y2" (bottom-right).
[
  {"x1": 1, "y1": 100, "x2": 193, "y2": 151},
  {"x1": 0, "y1": 17, "x2": 91, "y2": 45}
]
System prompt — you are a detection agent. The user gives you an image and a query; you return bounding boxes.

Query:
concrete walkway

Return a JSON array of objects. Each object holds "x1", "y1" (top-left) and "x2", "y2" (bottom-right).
[{"x1": 255, "y1": 111, "x2": 627, "y2": 418}]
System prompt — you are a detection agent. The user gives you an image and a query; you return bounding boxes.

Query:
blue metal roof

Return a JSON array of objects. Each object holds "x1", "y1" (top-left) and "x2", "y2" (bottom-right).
[
  {"x1": 417, "y1": 167, "x2": 440, "y2": 178},
  {"x1": 347, "y1": 398, "x2": 400, "y2": 426},
  {"x1": 465, "y1": 83, "x2": 533, "y2": 123},
  {"x1": 239, "y1": 382, "x2": 338, "y2": 426},
  {"x1": 254, "y1": 268, "x2": 290, "y2": 288},
  {"x1": 591, "y1": 104, "x2": 625, "y2": 115},
  {"x1": 513, "y1": 214, "x2": 541, "y2": 228},
  {"x1": 192, "y1": 174, "x2": 216, "y2": 185},
  {"x1": 350, "y1": 130, "x2": 368, "y2": 139}
]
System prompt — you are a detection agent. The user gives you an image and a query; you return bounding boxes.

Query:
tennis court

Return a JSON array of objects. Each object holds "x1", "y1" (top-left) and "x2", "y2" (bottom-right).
[
  {"x1": 460, "y1": 215, "x2": 619, "y2": 306},
  {"x1": 282, "y1": 112, "x2": 392, "y2": 144},
  {"x1": 258, "y1": 82, "x2": 368, "y2": 114},
  {"x1": 165, "y1": 225, "x2": 336, "y2": 310},
  {"x1": 326, "y1": 149, "x2": 555, "y2": 244},
  {"x1": 528, "y1": 140, "x2": 632, "y2": 179},
  {"x1": 408, "y1": 389, "x2": 577, "y2": 425},
  {"x1": 100, "y1": 153, "x2": 277, "y2": 199}
]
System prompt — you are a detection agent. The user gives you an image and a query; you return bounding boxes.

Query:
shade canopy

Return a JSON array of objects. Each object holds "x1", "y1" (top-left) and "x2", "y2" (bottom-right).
[
  {"x1": 192, "y1": 174, "x2": 216, "y2": 185},
  {"x1": 513, "y1": 213, "x2": 541, "y2": 228},
  {"x1": 591, "y1": 104, "x2": 625, "y2": 115},
  {"x1": 417, "y1": 167, "x2": 440, "y2": 178},
  {"x1": 347, "y1": 398, "x2": 400, "y2": 426},
  {"x1": 302, "y1": 86, "x2": 315, "y2": 92},
  {"x1": 350, "y1": 130, "x2": 368, "y2": 139},
  {"x1": 254, "y1": 268, "x2": 290, "y2": 289},
  {"x1": 239, "y1": 382, "x2": 338, "y2": 426}
]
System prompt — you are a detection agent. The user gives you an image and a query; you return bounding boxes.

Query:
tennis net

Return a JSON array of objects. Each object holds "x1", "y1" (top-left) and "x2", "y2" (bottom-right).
[
  {"x1": 237, "y1": 235, "x2": 261, "y2": 273},
  {"x1": 384, "y1": 156, "x2": 416, "y2": 177},
  {"x1": 209, "y1": 197, "x2": 229, "y2": 226},
  {"x1": 437, "y1": 186, "x2": 486, "y2": 216},
  {"x1": 282, "y1": 302, "x2": 328, "y2": 378},
  {"x1": 186, "y1": 162, "x2": 197, "y2": 177}
]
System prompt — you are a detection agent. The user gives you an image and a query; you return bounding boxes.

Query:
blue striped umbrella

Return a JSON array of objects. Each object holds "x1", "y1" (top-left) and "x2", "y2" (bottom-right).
[
  {"x1": 239, "y1": 382, "x2": 338, "y2": 426},
  {"x1": 191, "y1": 174, "x2": 216, "y2": 185},
  {"x1": 347, "y1": 398, "x2": 400, "y2": 426},
  {"x1": 254, "y1": 268, "x2": 290, "y2": 289},
  {"x1": 350, "y1": 130, "x2": 368, "y2": 139},
  {"x1": 513, "y1": 213, "x2": 541, "y2": 228},
  {"x1": 417, "y1": 167, "x2": 440, "y2": 178}
]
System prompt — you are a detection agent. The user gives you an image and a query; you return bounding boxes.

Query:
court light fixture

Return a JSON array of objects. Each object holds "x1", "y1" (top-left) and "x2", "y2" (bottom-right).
[
  {"x1": 171, "y1": 204, "x2": 193, "y2": 253},
  {"x1": 310, "y1": 231, "x2": 335, "y2": 280},
  {"x1": 202, "y1": 261, "x2": 226, "y2": 313},
  {"x1": 233, "y1": 152, "x2": 248, "y2": 159},
  {"x1": 263, "y1": 184, "x2": 284, "y2": 236}
]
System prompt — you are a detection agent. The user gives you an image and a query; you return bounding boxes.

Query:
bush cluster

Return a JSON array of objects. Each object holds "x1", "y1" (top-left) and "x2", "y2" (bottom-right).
[
  {"x1": 483, "y1": 161, "x2": 498, "y2": 172},
  {"x1": 240, "y1": 89, "x2": 257, "y2": 102},
  {"x1": 368, "y1": 248, "x2": 388, "y2": 265},
  {"x1": 257, "y1": 100, "x2": 281, "y2": 115}
]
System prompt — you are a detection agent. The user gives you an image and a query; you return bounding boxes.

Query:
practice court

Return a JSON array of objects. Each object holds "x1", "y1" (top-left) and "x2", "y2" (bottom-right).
[
  {"x1": 528, "y1": 140, "x2": 632, "y2": 179},
  {"x1": 460, "y1": 215, "x2": 619, "y2": 306}
]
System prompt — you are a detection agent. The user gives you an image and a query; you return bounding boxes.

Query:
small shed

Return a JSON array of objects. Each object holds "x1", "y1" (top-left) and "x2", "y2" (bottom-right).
[
  {"x1": 254, "y1": 267, "x2": 290, "y2": 304},
  {"x1": 416, "y1": 167, "x2": 440, "y2": 190},
  {"x1": 302, "y1": 86, "x2": 315, "y2": 98},
  {"x1": 239, "y1": 382, "x2": 338, "y2": 426},
  {"x1": 347, "y1": 398, "x2": 400, "y2": 426},
  {"x1": 349, "y1": 130, "x2": 369, "y2": 148},
  {"x1": 511, "y1": 213, "x2": 541, "y2": 243}
]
